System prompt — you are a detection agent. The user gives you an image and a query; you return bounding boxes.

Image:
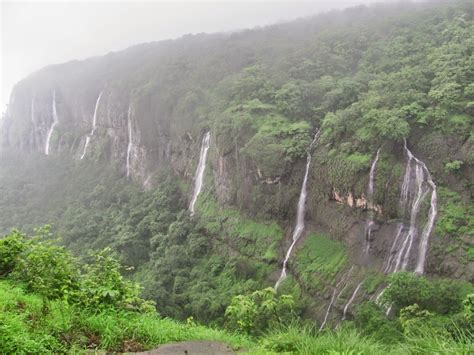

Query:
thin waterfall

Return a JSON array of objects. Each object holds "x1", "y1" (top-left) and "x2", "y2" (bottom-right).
[
  {"x1": 45, "y1": 91, "x2": 59, "y2": 155},
  {"x1": 189, "y1": 132, "x2": 211, "y2": 216},
  {"x1": 319, "y1": 265, "x2": 354, "y2": 331},
  {"x1": 31, "y1": 95, "x2": 35, "y2": 124},
  {"x1": 275, "y1": 129, "x2": 321, "y2": 290},
  {"x1": 80, "y1": 91, "x2": 103, "y2": 159},
  {"x1": 342, "y1": 280, "x2": 364, "y2": 320},
  {"x1": 126, "y1": 104, "x2": 133, "y2": 178},
  {"x1": 31, "y1": 94, "x2": 36, "y2": 148},
  {"x1": 383, "y1": 224, "x2": 404, "y2": 273},
  {"x1": 364, "y1": 148, "x2": 381, "y2": 253}
]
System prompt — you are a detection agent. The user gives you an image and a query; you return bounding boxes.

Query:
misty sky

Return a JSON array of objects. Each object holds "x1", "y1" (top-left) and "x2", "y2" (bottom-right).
[{"x1": 1, "y1": 0, "x2": 399, "y2": 114}]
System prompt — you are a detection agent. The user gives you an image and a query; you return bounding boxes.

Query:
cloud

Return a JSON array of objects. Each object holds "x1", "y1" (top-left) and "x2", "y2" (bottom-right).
[{"x1": 1, "y1": 0, "x2": 392, "y2": 114}]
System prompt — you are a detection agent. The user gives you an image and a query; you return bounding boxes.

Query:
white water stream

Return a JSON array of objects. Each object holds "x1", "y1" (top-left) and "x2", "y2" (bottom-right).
[
  {"x1": 383, "y1": 140, "x2": 437, "y2": 274},
  {"x1": 45, "y1": 91, "x2": 59, "y2": 155},
  {"x1": 189, "y1": 132, "x2": 211, "y2": 215},
  {"x1": 80, "y1": 91, "x2": 103, "y2": 159},
  {"x1": 319, "y1": 265, "x2": 354, "y2": 331},
  {"x1": 342, "y1": 281, "x2": 364, "y2": 320},
  {"x1": 126, "y1": 105, "x2": 134, "y2": 178},
  {"x1": 364, "y1": 148, "x2": 381, "y2": 253},
  {"x1": 275, "y1": 130, "x2": 321, "y2": 290},
  {"x1": 376, "y1": 140, "x2": 438, "y2": 314}
]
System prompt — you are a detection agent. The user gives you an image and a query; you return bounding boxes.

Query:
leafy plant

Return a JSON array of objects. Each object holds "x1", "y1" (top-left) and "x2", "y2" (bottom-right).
[
  {"x1": 444, "y1": 160, "x2": 464, "y2": 173},
  {"x1": 225, "y1": 287, "x2": 295, "y2": 335}
]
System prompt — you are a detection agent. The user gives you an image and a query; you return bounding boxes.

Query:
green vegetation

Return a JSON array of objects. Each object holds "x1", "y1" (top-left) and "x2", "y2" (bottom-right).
[
  {"x1": 0, "y1": 280, "x2": 251, "y2": 353},
  {"x1": 225, "y1": 288, "x2": 295, "y2": 335},
  {"x1": 434, "y1": 187, "x2": 474, "y2": 264},
  {"x1": 2, "y1": 231, "x2": 473, "y2": 353},
  {"x1": 293, "y1": 233, "x2": 348, "y2": 290}
]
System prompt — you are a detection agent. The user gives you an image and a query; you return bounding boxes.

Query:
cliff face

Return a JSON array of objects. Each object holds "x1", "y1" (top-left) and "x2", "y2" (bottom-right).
[{"x1": 1, "y1": 0, "x2": 473, "y2": 325}]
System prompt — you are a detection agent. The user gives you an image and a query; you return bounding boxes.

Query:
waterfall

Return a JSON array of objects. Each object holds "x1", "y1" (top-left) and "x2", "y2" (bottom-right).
[
  {"x1": 189, "y1": 132, "x2": 211, "y2": 216},
  {"x1": 342, "y1": 281, "x2": 364, "y2": 320},
  {"x1": 126, "y1": 104, "x2": 134, "y2": 178},
  {"x1": 382, "y1": 224, "x2": 404, "y2": 273},
  {"x1": 275, "y1": 129, "x2": 321, "y2": 290},
  {"x1": 31, "y1": 95, "x2": 35, "y2": 124},
  {"x1": 373, "y1": 139, "x2": 438, "y2": 314},
  {"x1": 383, "y1": 140, "x2": 437, "y2": 274},
  {"x1": 45, "y1": 91, "x2": 59, "y2": 155},
  {"x1": 31, "y1": 94, "x2": 36, "y2": 148},
  {"x1": 80, "y1": 91, "x2": 103, "y2": 159},
  {"x1": 319, "y1": 265, "x2": 354, "y2": 331},
  {"x1": 364, "y1": 148, "x2": 381, "y2": 253}
]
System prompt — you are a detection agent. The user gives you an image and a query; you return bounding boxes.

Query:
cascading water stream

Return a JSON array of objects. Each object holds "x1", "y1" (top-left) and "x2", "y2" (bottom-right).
[
  {"x1": 45, "y1": 91, "x2": 59, "y2": 155},
  {"x1": 383, "y1": 224, "x2": 404, "y2": 273},
  {"x1": 319, "y1": 265, "x2": 354, "y2": 331},
  {"x1": 126, "y1": 105, "x2": 134, "y2": 178},
  {"x1": 31, "y1": 95, "x2": 35, "y2": 125},
  {"x1": 275, "y1": 130, "x2": 321, "y2": 290},
  {"x1": 364, "y1": 148, "x2": 381, "y2": 253},
  {"x1": 80, "y1": 91, "x2": 103, "y2": 159},
  {"x1": 382, "y1": 140, "x2": 437, "y2": 275},
  {"x1": 375, "y1": 139, "x2": 437, "y2": 314},
  {"x1": 414, "y1": 166, "x2": 437, "y2": 274},
  {"x1": 342, "y1": 281, "x2": 364, "y2": 320},
  {"x1": 189, "y1": 132, "x2": 211, "y2": 216},
  {"x1": 31, "y1": 95, "x2": 36, "y2": 146}
]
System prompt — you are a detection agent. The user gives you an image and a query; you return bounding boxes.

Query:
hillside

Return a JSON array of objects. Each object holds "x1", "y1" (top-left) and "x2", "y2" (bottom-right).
[
  {"x1": 0, "y1": 0, "x2": 473, "y2": 349},
  {"x1": 1, "y1": 232, "x2": 472, "y2": 353}
]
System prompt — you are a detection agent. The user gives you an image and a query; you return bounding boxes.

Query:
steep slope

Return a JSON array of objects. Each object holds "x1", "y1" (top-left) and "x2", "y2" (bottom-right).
[{"x1": 1, "y1": 0, "x2": 472, "y2": 327}]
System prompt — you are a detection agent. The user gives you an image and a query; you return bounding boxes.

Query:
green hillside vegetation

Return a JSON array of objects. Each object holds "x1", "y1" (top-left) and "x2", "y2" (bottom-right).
[{"x1": 1, "y1": 230, "x2": 473, "y2": 353}]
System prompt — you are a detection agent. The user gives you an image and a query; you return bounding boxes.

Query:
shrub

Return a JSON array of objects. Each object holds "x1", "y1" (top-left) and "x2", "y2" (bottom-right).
[
  {"x1": 0, "y1": 230, "x2": 27, "y2": 275},
  {"x1": 225, "y1": 287, "x2": 295, "y2": 335},
  {"x1": 12, "y1": 237, "x2": 80, "y2": 301},
  {"x1": 354, "y1": 302, "x2": 403, "y2": 343},
  {"x1": 383, "y1": 272, "x2": 472, "y2": 315},
  {"x1": 80, "y1": 248, "x2": 155, "y2": 312},
  {"x1": 444, "y1": 160, "x2": 464, "y2": 173}
]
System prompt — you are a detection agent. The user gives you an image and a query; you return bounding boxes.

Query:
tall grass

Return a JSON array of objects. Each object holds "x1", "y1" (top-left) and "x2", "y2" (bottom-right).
[{"x1": 258, "y1": 323, "x2": 386, "y2": 354}]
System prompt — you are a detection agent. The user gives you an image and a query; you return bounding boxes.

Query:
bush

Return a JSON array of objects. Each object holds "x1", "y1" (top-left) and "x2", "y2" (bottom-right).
[
  {"x1": 80, "y1": 248, "x2": 155, "y2": 312},
  {"x1": 0, "y1": 230, "x2": 27, "y2": 275},
  {"x1": 1, "y1": 228, "x2": 154, "y2": 312},
  {"x1": 225, "y1": 287, "x2": 295, "y2": 335},
  {"x1": 444, "y1": 160, "x2": 464, "y2": 173},
  {"x1": 354, "y1": 302, "x2": 403, "y2": 343},
  {"x1": 12, "y1": 236, "x2": 80, "y2": 301},
  {"x1": 383, "y1": 272, "x2": 472, "y2": 315}
]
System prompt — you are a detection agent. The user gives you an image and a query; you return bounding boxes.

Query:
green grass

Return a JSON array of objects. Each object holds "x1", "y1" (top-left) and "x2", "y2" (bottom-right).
[
  {"x1": 2, "y1": 279, "x2": 473, "y2": 354},
  {"x1": 294, "y1": 233, "x2": 348, "y2": 290},
  {"x1": 0, "y1": 280, "x2": 252, "y2": 353},
  {"x1": 363, "y1": 273, "x2": 386, "y2": 295},
  {"x1": 259, "y1": 324, "x2": 386, "y2": 354},
  {"x1": 197, "y1": 192, "x2": 284, "y2": 262}
]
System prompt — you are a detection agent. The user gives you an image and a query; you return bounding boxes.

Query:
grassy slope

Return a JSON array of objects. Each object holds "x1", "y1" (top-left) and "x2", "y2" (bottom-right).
[
  {"x1": 0, "y1": 280, "x2": 251, "y2": 353},
  {"x1": 2, "y1": 280, "x2": 472, "y2": 354}
]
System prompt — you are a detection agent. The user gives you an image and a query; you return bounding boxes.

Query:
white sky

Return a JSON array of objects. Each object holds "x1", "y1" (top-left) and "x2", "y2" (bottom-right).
[{"x1": 1, "y1": 0, "x2": 398, "y2": 114}]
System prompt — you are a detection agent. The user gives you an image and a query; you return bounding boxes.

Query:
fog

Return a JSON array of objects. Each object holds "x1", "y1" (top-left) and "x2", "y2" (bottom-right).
[{"x1": 1, "y1": 0, "x2": 401, "y2": 114}]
